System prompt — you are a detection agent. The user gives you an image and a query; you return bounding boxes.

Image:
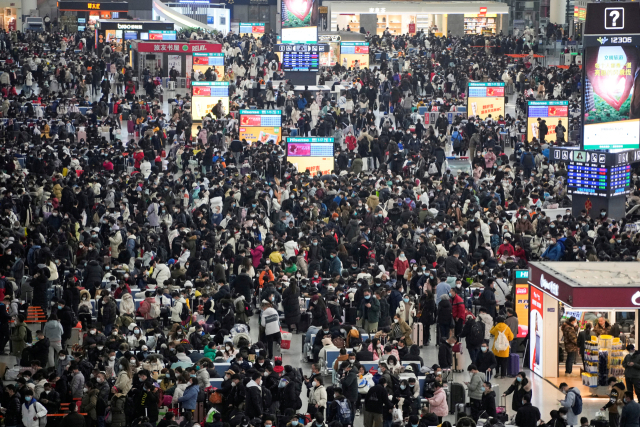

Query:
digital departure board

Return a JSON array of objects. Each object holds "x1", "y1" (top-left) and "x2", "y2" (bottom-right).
[
  {"x1": 239, "y1": 109, "x2": 282, "y2": 144},
  {"x1": 567, "y1": 164, "x2": 609, "y2": 196},
  {"x1": 276, "y1": 44, "x2": 328, "y2": 71},
  {"x1": 610, "y1": 164, "x2": 632, "y2": 196},
  {"x1": 286, "y1": 137, "x2": 335, "y2": 176}
]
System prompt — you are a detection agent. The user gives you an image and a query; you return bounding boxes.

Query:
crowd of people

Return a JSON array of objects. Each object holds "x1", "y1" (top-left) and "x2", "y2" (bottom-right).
[{"x1": 0, "y1": 15, "x2": 637, "y2": 427}]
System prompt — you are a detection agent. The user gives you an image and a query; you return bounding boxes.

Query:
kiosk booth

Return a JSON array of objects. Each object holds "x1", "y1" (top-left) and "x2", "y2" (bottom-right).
[
  {"x1": 131, "y1": 40, "x2": 222, "y2": 85},
  {"x1": 323, "y1": 1, "x2": 508, "y2": 37},
  {"x1": 58, "y1": 1, "x2": 128, "y2": 28},
  {"x1": 96, "y1": 20, "x2": 175, "y2": 53},
  {"x1": 528, "y1": 262, "x2": 639, "y2": 397}
]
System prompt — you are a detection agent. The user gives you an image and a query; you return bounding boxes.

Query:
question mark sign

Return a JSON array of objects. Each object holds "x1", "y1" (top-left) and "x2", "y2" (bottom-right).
[{"x1": 611, "y1": 10, "x2": 620, "y2": 27}]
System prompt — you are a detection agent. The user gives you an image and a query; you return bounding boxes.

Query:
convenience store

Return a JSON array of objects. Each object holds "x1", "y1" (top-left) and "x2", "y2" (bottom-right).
[
  {"x1": 527, "y1": 262, "x2": 639, "y2": 397},
  {"x1": 323, "y1": 1, "x2": 508, "y2": 37}
]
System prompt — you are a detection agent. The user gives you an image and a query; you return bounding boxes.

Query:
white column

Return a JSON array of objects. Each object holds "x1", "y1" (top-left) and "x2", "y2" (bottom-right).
[{"x1": 550, "y1": 0, "x2": 566, "y2": 25}]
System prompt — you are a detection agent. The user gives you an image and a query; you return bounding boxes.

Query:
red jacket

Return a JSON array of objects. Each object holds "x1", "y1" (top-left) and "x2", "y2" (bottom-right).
[
  {"x1": 133, "y1": 151, "x2": 144, "y2": 168},
  {"x1": 346, "y1": 135, "x2": 357, "y2": 151},
  {"x1": 497, "y1": 243, "x2": 515, "y2": 257},
  {"x1": 113, "y1": 284, "x2": 131, "y2": 299},
  {"x1": 393, "y1": 258, "x2": 409, "y2": 276},
  {"x1": 514, "y1": 247, "x2": 527, "y2": 261},
  {"x1": 451, "y1": 294, "x2": 465, "y2": 320}
]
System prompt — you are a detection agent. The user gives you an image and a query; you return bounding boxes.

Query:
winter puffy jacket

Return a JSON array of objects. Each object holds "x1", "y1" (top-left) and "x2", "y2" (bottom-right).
[
  {"x1": 152, "y1": 264, "x2": 171, "y2": 286},
  {"x1": 426, "y1": 387, "x2": 449, "y2": 416},
  {"x1": 490, "y1": 322, "x2": 514, "y2": 358}
]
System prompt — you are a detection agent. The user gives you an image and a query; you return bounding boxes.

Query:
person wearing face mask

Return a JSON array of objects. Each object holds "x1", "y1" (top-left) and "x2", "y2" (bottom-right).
[
  {"x1": 357, "y1": 290, "x2": 381, "y2": 334},
  {"x1": 20, "y1": 389, "x2": 47, "y2": 427},
  {"x1": 177, "y1": 373, "x2": 200, "y2": 424},
  {"x1": 466, "y1": 364, "x2": 487, "y2": 421},
  {"x1": 396, "y1": 294, "x2": 417, "y2": 327},
  {"x1": 114, "y1": 358, "x2": 133, "y2": 395}
]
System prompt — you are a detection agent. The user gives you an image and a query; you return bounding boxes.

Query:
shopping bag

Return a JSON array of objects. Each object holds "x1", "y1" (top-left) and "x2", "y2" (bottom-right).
[
  {"x1": 281, "y1": 329, "x2": 292, "y2": 350},
  {"x1": 392, "y1": 407, "x2": 403, "y2": 423}
]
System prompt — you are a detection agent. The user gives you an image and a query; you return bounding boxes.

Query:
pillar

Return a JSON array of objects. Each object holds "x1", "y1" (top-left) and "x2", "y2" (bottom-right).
[{"x1": 550, "y1": 0, "x2": 566, "y2": 25}]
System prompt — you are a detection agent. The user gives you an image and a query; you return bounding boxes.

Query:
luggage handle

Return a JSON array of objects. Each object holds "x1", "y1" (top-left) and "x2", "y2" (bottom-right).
[{"x1": 501, "y1": 395, "x2": 507, "y2": 407}]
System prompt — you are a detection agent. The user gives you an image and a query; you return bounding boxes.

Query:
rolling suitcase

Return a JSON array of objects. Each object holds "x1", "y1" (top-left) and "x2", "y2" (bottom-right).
[
  {"x1": 455, "y1": 403, "x2": 470, "y2": 422},
  {"x1": 591, "y1": 420, "x2": 609, "y2": 427},
  {"x1": 449, "y1": 383, "x2": 466, "y2": 414},
  {"x1": 453, "y1": 351, "x2": 464, "y2": 373},
  {"x1": 496, "y1": 395, "x2": 509, "y2": 423},
  {"x1": 412, "y1": 322, "x2": 424, "y2": 347},
  {"x1": 508, "y1": 353, "x2": 520, "y2": 376}
]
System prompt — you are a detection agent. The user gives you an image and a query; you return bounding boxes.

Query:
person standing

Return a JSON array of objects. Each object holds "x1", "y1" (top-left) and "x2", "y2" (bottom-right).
[
  {"x1": 623, "y1": 345, "x2": 640, "y2": 402},
  {"x1": 260, "y1": 301, "x2": 281, "y2": 359},
  {"x1": 0, "y1": 295, "x2": 11, "y2": 355},
  {"x1": 515, "y1": 395, "x2": 540, "y2": 427},
  {"x1": 559, "y1": 382, "x2": 583, "y2": 427},
  {"x1": 620, "y1": 391, "x2": 640, "y2": 427},
  {"x1": 466, "y1": 365, "x2": 486, "y2": 421},
  {"x1": 562, "y1": 317, "x2": 579, "y2": 375},
  {"x1": 602, "y1": 377, "x2": 626, "y2": 427},
  {"x1": 363, "y1": 377, "x2": 391, "y2": 427},
  {"x1": 357, "y1": 289, "x2": 380, "y2": 334},
  {"x1": 490, "y1": 316, "x2": 514, "y2": 378},
  {"x1": 21, "y1": 390, "x2": 47, "y2": 427}
]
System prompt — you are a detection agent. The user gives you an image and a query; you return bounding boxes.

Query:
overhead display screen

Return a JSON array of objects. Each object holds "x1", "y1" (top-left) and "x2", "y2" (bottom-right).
[
  {"x1": 468, "y1": 82, "x2": 505, "y2": 120},
  {"x1": 239, "y1": 109, "x2": 282, "y2": 144},
  {"x1": 281, "y1": 26, "x2": 318, "y2": 44},
  {"x1": 468, "y1": 82, "x2": 505, "y2": 97},
  {"x1": 339, "y1": 42, "x2": 370, "y2": 68},
  {"x1": 149, "y1": 30, "x2": 176, "y2": 40},
  {"x1": 281, "y1": 0, "x2": 318, "y2": 28},
  {"x1": 276, "y1": 43, "x2": 327, "y2": 71},
  {"x1": 239, "y1": 22, "x2": 265, "y2": 35},
  {"x1": 286, "y1": 137, "x2": 335, "y2": 176},
  {"x1": 527, "y1": 101, "x2": 569, "y2": 143},
  {"x1": 584, "y1": 45, "x2": 640, "y2": 150},
  {"x1": 193, "y1": 53, "x2": 225, "y2": 79},
  {"x1": 192, "y1": 81, "x2": 229, "y2": 122}
]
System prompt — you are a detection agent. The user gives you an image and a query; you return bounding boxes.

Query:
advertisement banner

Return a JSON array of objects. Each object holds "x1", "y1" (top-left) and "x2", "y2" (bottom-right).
[
  {"x1": 527, "y1": 117, "x2": 568, "y2": 143},
  {"x1": 137, "y1": 42, "x2": 222, "y2": 53},
  {"x1": 191, "y1": 82, "x2": 229, "y2": 121},
  {"x1": 468, "y1": 97, "x2": 505, "y2": 119},
  {"x1": 239, "y1": 127, "x2": 281, "y2": 144},
  {"x1": 584, "y1": 45, "x2": 640, "y2": 150},
  {"x1": 286, "y1": 138, "x2": 334, "y2": 175},
  {"x1": 168, "y1": 55, "x2": 181, "y2": 72},
  {"x1": 281, "y1": 0, "x2": 318, "y2": 28},
  {"x1": 239, "y1": 110, "x2": 283, "y2": 144},
  {"x1": 515, "y1": 284, "x2": 530, "y2": 338},
  {"x1": 192, "y1": 53, "x2": 225, "y2": 79},
  {"x1": 530, "y1": 286, "x2": 544, "y2": 377}
]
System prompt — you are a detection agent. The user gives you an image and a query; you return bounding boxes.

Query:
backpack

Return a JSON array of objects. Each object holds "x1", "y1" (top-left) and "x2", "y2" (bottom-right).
[
  {"x1": 452, "y1": 132, "x2": 462, "y2": 148},
  {"x1": 149, "y1": 302, "x2": 161, "y2": 318},
  {"x1": 570, "y1": 390, "x2": 582, "y2": 415},
  {"x1": 180, "y1": 302, "x2": 190, "y2": 321},
  {"x1": 494, "y1": 328, "x2": 510, "y2": 352},
  {"x1": 467, "y1": 321, "x2": 484, "y2": 347},
  {"x1": 22, "y1": 324, "x2": 32, "y2": 343},
  {"x1": 336, "y1": 398, "x2": 352, "y2": 425}
]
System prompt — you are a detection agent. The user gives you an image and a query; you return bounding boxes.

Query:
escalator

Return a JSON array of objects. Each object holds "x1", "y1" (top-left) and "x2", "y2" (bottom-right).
[{"x1": 152, "y1": 0, "x2": 217, "y2": 31}]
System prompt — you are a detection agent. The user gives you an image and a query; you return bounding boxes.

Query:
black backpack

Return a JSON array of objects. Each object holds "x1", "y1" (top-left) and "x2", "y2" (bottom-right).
[
  {"x1": 22, "y1": 324, "x2": 32, "y2": 344},
  {"x1": 180, "y1": 302, "x2": 190, "y2": 321},
  {"x1": 467, "y1": 320, "x2": 485, "y2": 347}
]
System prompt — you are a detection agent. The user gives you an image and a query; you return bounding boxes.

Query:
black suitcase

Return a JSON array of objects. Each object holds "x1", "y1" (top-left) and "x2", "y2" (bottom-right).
[
  {"x1": 591, "y1": 420, "x2": 609, "y2": 427},
  {"x1": 449, "y1": 383, "x2": 466, "y2": 414},
  {"x1": 299, "y1": 312, "x2": 311, "y2": 332},
  {"x1": 345, "y1": 307, "x2": 357, "y2": 324}
]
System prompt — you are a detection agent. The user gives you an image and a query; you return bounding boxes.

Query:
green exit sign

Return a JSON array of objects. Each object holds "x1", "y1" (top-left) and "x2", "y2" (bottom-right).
[{"x1": 515, "y1": 270, "x2": 529, "y2": 279}]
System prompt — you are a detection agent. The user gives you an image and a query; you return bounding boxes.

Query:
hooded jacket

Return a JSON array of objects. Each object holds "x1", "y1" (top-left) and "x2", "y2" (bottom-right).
[
  {"x1": 245, "y1": 380, "x2": 263, "y2": 419},
  {"x1": 559, "y1": 387, "x2": 582, "y2": 426},
  {"x1": 561, "y1": 322, "x2": 579, "y2": 353}
]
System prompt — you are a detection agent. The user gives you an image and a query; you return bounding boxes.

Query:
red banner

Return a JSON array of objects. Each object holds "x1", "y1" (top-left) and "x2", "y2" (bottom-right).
[
  {"x1": 240, "y1": 115, "x2": 262, "y2": 126},
  {"x1": 408, "y1": 23, "x2": 416, "y2": 34},
  {"x1": 136, "y1": 42, "x2": 222, "y2": 53}
]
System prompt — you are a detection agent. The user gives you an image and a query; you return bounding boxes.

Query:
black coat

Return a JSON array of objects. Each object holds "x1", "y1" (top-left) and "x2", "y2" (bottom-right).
[
  {"x1": 341, "y1": 370, "x2": 359, "y2": 403},
  {"x1": 232, "y1": 273, "x2": 253, "y2": 302},
  {"x1": 83, "y1": 260, "x2": 103, "y2": 288},
  {"x1": 481, "y1": 390, "x2": 497, "y2": 418},
  {"x1": 475, "y1": 350, "x2": 497, "y2": 373},
  {"x1": 245, "y1": 383, "x2": 263, "y2": 419},
  {"x1": 515, "y1": 403, "x2": 541, "y2": 427},
  {"x1": 437, "y1": 299, "x2": 452, "y2": 326},
  {"x1": 282, "y1": 287, "x2": 301, "y2": 326},
  {"x1": 62, "y1": 412, "x2": 86, "y2": 427}
]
